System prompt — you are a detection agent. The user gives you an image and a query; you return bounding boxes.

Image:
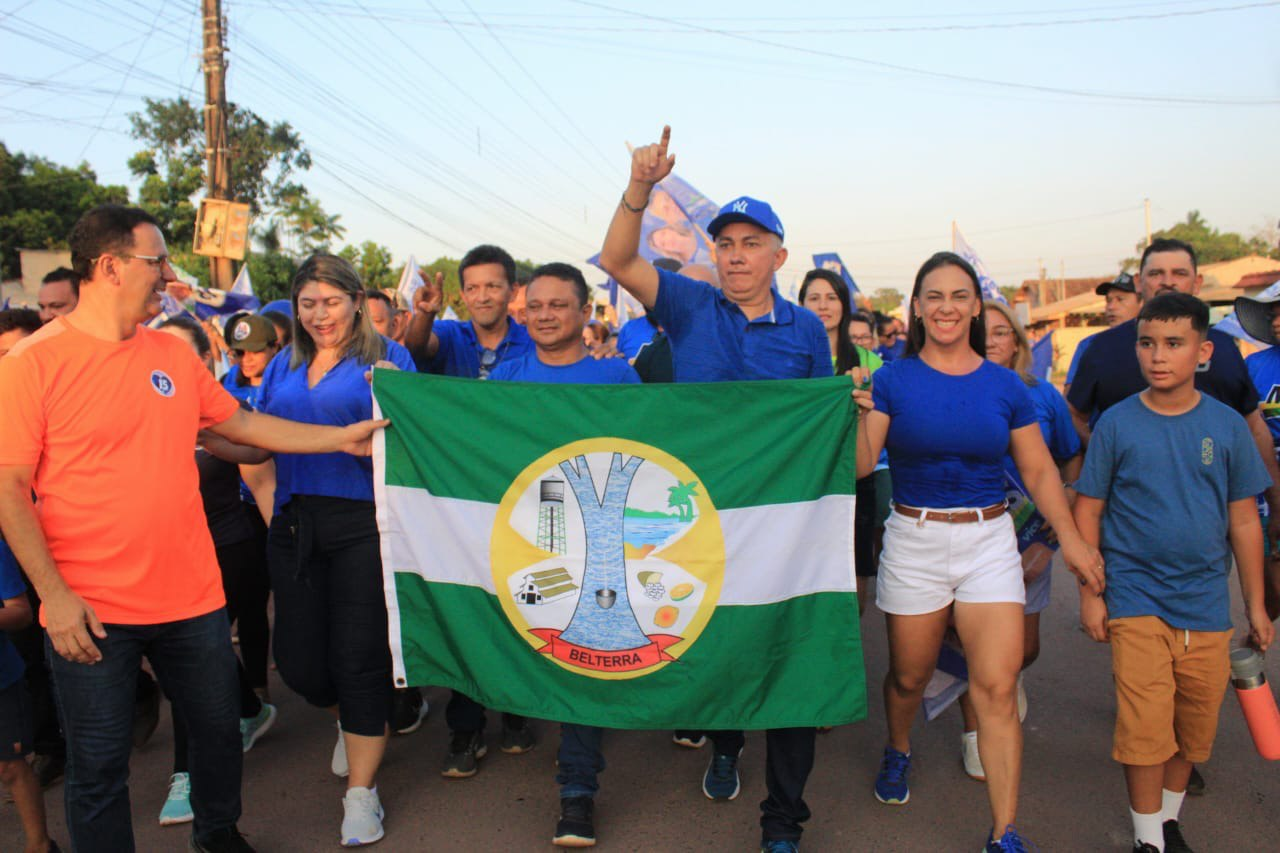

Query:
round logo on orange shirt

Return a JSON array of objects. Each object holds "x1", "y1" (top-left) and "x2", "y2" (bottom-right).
[{"x1": 150, "y1": 370, "x2": 175, "y2": 398}]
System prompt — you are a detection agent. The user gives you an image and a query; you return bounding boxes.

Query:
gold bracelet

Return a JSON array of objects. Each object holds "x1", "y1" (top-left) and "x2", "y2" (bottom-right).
[{"x1": 619, "y1": 191, "x2": 646, "y2": 214}]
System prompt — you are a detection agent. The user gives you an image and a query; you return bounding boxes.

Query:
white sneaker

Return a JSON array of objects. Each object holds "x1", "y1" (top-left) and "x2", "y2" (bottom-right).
[
  {"x1": 961, "y1": 731, "x2": 986, "y2": 782},
  {"x1": 1016, "y1": 673, "x2": 1028, "y2": 723},
  {"x1": 341, "y1": 785, "x2": 385, "y2": 847},
  {"x1": 332, "y1": 724, "x2": 349, "y2": 778}
]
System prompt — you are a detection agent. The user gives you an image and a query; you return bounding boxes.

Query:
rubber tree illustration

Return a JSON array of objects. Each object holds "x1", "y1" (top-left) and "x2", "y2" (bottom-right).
[{"x1": 558, "y1": 453, "x2": 650, "y2": 650}]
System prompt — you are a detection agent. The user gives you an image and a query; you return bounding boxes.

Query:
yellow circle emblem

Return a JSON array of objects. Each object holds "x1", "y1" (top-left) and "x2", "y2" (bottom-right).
[{"x1": 491, "y1": 438, "x2": 724, "y2": 680}]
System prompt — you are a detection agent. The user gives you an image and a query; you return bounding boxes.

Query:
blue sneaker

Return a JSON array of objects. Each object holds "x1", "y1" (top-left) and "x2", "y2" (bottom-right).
[
  {"x1": 874, "y1": 746, "x2": 911, "y2": 805},
  {"x1": 761, "y1": 841, "x2": 798, "y2": 853},
  {"x1": 240, "y1": 703, "x2": 277, "y2": 754},
  {"x1": 158, "y1": 772, "x2": 192, "y2": 826},
  {"x1": 702, "y1": 749, "x2": 741, "y2": 800},
  {"x1": 984, "y1": 824, "x2": 1035, "y2": 852}
]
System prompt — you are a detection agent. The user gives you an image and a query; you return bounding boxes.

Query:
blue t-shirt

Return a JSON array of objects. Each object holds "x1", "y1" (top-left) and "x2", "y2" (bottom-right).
[
  {"x1": 651, "y1": 269, "x2": 831, "y2": 382},
  {"x1": 615, "y1": 315, "x2": 656, "y2": 359},
  {"x1": 0, "y1": 538, "x2": 28, "y2": 689},
  {"x1": 873, "y1": 357, "x2": 1037, "y2": 508},
  {"x1": 488, "y1": 351, "x2": 641, "y2": 384},
  {"x1": 222, "y1": 368, "x2": 262, "y2": 409},
  {"x1": 1246, "y1": 346, "x2": 1280, "y2": 447},
  {"x1": 1064, "y1": 333, "x2": 1097, "y2": 385},
  {"x1": 877, "y1": 338, "x2": 907, "y2": 363},
  {"x1": 1076, "y1": 393, "x2": 1272, "y2": 631},
  {"x1": 423, "y1": 319, "x2": 533, "y2": 378},
  {"x1": 258, "y1": 338, "x2": 416, "y2": 512}
]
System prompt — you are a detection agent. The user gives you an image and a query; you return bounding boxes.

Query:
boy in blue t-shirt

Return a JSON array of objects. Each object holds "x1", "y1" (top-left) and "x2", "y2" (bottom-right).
[
  {"x1": 1073, "y1": 293, "x2": 1275, "y2": 853},
  {"x1": 0, "y1": 538, "x2": 59, "y2": 852}
]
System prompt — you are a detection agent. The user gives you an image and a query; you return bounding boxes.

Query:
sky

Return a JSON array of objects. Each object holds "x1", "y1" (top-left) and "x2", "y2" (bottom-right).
[{"x1": 3, "y1": 0, "x2": 1279, "y2": 296}]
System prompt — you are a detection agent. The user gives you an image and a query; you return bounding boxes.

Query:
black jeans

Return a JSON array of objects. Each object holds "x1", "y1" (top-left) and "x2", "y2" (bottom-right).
[
  {"x1": 47, "y1": 609, "x2": 242, "y2": 852},
  {"x1": 220, "y1": 509, "x2": 271, "y2": 689},
  {"x1": 446, "y1": 690, "x2": 526, "y2": 735},
  {"x1": 708, "y1": 728, "x2": 817, "y2": 843},
  {"x1": 267, "y1": 496, "x2": 392, "y2": 737},
  {"x1": 12, "y1": 586, "x2": 63, "y2": 760}
]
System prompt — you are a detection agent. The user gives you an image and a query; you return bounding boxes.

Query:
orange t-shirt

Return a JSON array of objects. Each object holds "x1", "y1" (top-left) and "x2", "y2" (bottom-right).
[{"x1": 0, "y1": 318, "x2": 241, "y2": 625}]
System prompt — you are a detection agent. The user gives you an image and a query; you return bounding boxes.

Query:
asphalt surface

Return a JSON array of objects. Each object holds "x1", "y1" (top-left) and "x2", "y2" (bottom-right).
[{"x1": 5, "y1": 558, "x2": 1279, "y2": 851}]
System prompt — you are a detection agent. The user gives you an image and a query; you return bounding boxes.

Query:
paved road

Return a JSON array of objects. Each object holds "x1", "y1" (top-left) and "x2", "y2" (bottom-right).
[{"x1": 5, "y1": 561, "x2": 1279, "y2": 851}]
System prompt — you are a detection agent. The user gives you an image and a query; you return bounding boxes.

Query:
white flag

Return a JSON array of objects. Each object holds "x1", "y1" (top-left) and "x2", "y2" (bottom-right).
[
  {"x1": 230, "y1": 265, "x2": 255, "y2": 297},
  {"x1": 397, "y1": 255, "x2": 426, "y2": 309}
]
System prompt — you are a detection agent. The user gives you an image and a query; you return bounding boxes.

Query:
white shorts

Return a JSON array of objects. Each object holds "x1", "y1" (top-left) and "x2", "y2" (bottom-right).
[{"x1": 876, "y1": 507, "x2": 1025, "y2": 616}]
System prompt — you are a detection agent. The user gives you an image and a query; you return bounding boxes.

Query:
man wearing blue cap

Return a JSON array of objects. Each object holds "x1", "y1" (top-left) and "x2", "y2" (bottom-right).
[{"x1": 599, "y1": 126, "x2": 830, "y2": 853}]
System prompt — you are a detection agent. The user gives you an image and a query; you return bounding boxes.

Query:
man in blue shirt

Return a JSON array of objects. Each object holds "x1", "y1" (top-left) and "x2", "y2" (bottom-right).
[
  {"x1": 403, "y1": 244, "x2": 533, "y2": 378},
  {"x1": 598, "y1": 125, "x2": 830, "y2": 852},
  {"x1": 401, "y1": 243, "x2": 539, "y2": 775},
  {"x1": 1063, "y1": 272, "x2": 1141, "y2": 395}
]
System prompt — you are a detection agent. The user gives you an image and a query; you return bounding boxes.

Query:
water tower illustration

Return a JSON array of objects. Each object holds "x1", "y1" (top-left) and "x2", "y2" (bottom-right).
[{"x1": 537, "y1": 478, "x2": 568, "y2": 555}]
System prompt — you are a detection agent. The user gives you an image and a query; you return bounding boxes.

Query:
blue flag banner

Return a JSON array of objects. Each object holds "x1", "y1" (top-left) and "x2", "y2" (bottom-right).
[
  {"x1": 590, "y1": 168, "x2": 719, "y2": 322},
  {"x1": 953, "y1": 227, "x2": 1006, "y2": 305},
  {"x1": 1215, "y1": 279, "x2": 1280, "y2": 348},
  {"x1": 1031, "y1": 331, "x2": 1054, "y2": 382},
  {"x1": 190, "y1": 285, "x2": 261, "y2": 321},
  {"x1": 811, "y1": 253, "x2": 860, "y2": 294},
  {"x1": 230, "y1": 265, "x2": 255, "y2": 298}
]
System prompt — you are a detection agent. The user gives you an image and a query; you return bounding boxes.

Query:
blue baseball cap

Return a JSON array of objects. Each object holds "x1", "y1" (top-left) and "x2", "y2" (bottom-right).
[
  {"x1": 707, "y1": 196, "x2": 785, "y2": 243},
  {"x1": 259, "y1": 299, "x2": 293, "y2": 318}
]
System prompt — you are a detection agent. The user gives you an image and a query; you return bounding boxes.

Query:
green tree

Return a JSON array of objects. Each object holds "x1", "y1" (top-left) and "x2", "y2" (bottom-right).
[
  {"x1": 1124, "y1": 210, "x2": 1280, "y2": 270},
  {"x1": 870, "y1": 287, "x2": 903, "y2": 313},
  {"x1": 0, "y1": 143, "x2": 129, "y2": 278},
  {"x1": 338, "y1": 241, "x2": 396, "y2": 291},
  {"x1": 128, "y1": 97, "x2": 329, "y2": 254},
  {"x1": 243, "y1": 252, "x2": 297, "y2": 303}
]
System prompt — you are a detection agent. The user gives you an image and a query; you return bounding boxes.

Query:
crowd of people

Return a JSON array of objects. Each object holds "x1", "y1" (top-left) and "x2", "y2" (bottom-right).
[{"x1": 0, "y1": 125, "x2": 1278, "y2": 853}]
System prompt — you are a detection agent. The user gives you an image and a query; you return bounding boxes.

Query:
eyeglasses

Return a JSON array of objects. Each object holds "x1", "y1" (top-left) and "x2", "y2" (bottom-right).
[
  {"x1": 478, "y1": 347, "x2": 498, "y2": 379},
  {"x1": 850, "y1": 333, "x2": 875, "y2": 346},
  {"x1": 986, "y1": 328, "x2": 1014, "y2": 341},
  {"x1": 93, "y1": 252, "x2": 172, "y2": 268}
]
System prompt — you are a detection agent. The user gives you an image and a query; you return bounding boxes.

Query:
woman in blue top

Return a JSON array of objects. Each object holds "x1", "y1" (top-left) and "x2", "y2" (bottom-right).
[
  {"x1": 951, "y1": 299, "x2": 1083, "y2": 780},
  {"x1": 258, "y1": 254, "x2": 415, "y2": 848},
  {"x1": 852, "y1": 252, "x2": 1098, "y2": 853}
]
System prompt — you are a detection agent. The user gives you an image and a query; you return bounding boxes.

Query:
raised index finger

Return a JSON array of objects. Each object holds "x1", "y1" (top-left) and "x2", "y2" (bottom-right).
[{"x1": 658, "y1": 124, "x2": 671, "y2": 155}]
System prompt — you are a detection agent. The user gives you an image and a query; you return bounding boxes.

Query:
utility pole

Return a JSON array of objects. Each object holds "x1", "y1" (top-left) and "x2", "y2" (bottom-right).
[
  {"x1": 1059, "y1": 259, "x2": 1066, "y2": 303},
  {"x1": 201, "y1": 0, "x2": 232, "y2": 290},
  {"x1": 1144, "y1": 197, "x2": 1152, "y2": 248}
]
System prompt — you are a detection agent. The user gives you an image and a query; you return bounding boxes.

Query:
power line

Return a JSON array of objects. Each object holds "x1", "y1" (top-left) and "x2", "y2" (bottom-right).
[{"x1": 567, "y1": 0, "x2": 1280, "y2": 106}]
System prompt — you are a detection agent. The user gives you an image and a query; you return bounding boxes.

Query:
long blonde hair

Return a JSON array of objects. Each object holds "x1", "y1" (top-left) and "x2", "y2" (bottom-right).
[
  {"x1": 289, "y1": 253, "x2": 386, "y2": 369},
  {"x1": 982, "y1": 299, "x2": 1037, "y2": 386}
]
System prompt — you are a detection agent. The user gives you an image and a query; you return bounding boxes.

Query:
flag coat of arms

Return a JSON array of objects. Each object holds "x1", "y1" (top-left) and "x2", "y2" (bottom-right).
[{"x1": 373, "y1": 372, "x2": 866, "y2": 730}]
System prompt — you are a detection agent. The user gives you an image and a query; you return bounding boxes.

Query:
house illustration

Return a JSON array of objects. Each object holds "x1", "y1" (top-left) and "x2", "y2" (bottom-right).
[{"x1": 516, "y1": 567, "x2": 579, "y2": 605}]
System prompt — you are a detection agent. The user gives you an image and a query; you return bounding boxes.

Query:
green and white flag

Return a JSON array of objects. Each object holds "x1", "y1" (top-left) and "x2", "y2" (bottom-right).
[{"x1": 373, "y1": 371, "x2": 866, "y2": 730}]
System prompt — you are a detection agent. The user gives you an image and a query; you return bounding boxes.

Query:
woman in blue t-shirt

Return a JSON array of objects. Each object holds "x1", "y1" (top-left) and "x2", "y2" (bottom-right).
[
  {"x1": 852, "y1": 252, "x2": 1098, "y2": 853},
  {"x1": 257, "y1": 254, "x2": 415, "y2": 847}
]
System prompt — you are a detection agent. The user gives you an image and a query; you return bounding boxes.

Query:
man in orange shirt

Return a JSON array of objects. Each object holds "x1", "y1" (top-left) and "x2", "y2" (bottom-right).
[{"x1": 0, "y1": 205, "x2": 387, "y2": 853}]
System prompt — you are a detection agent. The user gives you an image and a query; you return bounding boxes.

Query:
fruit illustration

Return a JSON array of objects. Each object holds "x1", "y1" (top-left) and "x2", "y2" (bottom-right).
[
  {"x1": 637, "y1": 570, "x2": 666, "y2": 601},
  {"x1": 654, "y1": 606, "x2": 678, "y2": 628},
  {"x1": 669, "y1": 582, "x2": 694, "y2": 601}
]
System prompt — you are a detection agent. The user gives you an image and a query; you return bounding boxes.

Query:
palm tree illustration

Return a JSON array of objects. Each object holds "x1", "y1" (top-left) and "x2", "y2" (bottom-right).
[
  {"x1": 558, "y1": 453, "x2": 650, "y2": 650},
  {"x1": 667, "y1": 481, "x2": 699, "y2": 523}
]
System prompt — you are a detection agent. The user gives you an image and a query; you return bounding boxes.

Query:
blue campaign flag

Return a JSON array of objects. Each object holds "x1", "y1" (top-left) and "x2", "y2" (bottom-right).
[
  {"x1": 811, "y1": 252, "x2": 860, "y2": 294},
  {"x1": 1031, "y1": 330, "x2": 1054, "y2": 382},
  {"x1": 230, "y1": 265, "x2": 255, "y2": 298},
  {"x1": 953, "y1": 226, "x2": 1006, "y2": 305},
  {"x1": 589, "y1": 166, "x2": 719, "y2": 323},
  {"x1": 1, "y1": 296, "x2": 9, "y2": 310},
  {"x1": 190, "y1": 285, "x2": 260, "y2": 321}
]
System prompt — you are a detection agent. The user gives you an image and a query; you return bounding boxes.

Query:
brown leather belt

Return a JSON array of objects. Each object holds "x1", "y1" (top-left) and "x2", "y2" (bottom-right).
[{"x1": 893, "y1": 503, "x2": 1006, "y2": 524}]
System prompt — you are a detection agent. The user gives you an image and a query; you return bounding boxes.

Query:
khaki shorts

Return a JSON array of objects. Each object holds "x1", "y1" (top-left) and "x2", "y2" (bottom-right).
[{"x1": 1109, "y1": 615, "x2": 1231, "y2": 766}]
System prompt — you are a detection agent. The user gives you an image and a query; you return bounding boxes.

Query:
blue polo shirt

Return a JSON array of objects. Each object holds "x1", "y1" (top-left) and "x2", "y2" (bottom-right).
[
  {"x1": 616, "y1": 315, "x2": 656, "y2": 359},
  {"x1": 257, "y1": 338, "x2": 416, "y2": 512},
  {"x1": 489, "y1": 350, "x2": 641, "y2": 384},
  {"x1": 422, "y1": 318, "x2": 534, "y2": 378},
  {"x1": 0, "y1": 538, "x2": 27, "y2": 690},
  {"x1": 651, "y1": 269, "x2": 831, "y2": 382}
]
